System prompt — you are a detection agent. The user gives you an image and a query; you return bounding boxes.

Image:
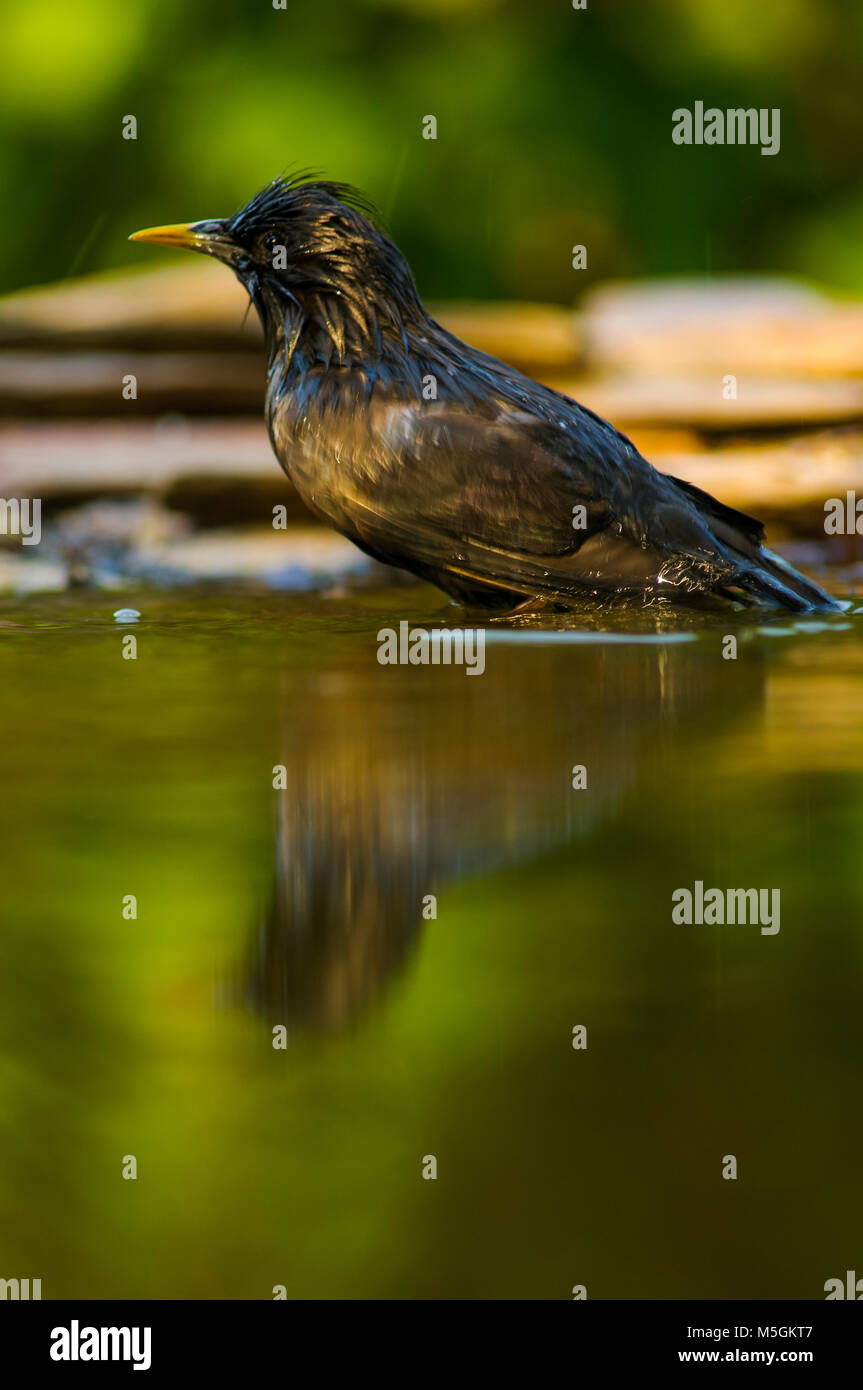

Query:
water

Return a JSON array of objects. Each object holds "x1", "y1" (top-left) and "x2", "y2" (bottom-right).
[{"x1": 1, "y1": 574, "x2": 861, "y2": 1299}]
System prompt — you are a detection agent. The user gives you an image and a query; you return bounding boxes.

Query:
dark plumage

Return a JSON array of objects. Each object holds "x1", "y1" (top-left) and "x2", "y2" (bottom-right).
[{"x1": 131, "y1": 175, "x2": 837, "y2": 613}]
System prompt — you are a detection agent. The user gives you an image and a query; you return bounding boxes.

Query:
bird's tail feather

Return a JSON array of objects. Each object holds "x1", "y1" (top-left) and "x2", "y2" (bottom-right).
[
  {"x1": 666, "y1": 472, "x2": 838, "y2": 613},
  {"x1": 733, "y1": 547, "x2": 840, "y2": 613}
]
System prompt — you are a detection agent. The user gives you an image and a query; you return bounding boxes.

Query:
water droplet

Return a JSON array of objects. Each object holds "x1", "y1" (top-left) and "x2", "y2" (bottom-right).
[{"x1": 113, "y1": 607, "x2": 141, "y2": 623}]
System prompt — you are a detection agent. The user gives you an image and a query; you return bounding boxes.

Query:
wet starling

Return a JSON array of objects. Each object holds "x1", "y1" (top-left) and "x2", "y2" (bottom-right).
[{"x1": 131, "y1": 176, "x2": 837, "y2": 612}]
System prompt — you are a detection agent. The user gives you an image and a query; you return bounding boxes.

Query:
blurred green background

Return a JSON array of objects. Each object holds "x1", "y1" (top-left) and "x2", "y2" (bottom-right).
[{"x1": 3, "y1": 0, "x2": 863, "y2": 300}]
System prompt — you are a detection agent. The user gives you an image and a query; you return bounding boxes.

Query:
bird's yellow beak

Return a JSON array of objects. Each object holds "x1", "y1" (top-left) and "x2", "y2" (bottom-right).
[{"x1": 128, "y1": 222, "x2": 203, "y2": 249}]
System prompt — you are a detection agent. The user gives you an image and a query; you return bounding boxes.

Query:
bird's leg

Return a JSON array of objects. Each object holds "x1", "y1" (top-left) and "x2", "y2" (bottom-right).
[
  {"x1": 510, "y1": 596, "x2": 556, "y2": 615},
  {"x1": 489, "y1": 595, "x2": 557, "y2": 621}
]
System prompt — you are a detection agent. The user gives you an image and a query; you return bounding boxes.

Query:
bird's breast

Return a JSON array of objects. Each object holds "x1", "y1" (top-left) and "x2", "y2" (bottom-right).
[{"x1": 266, "y1": 392, "x2": 375, "y2": 539}]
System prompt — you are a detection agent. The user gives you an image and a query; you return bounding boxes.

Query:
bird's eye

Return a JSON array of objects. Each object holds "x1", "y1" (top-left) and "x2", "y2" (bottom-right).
[{"x1": 263, "y1": 233, "x2": 281, "y2": 257}]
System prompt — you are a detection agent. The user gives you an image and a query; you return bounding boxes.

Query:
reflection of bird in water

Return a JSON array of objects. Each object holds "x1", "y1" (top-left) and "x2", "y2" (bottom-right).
[
  {"x1": 131, "y1": 175, "x2": 837, "y2": 615},
  {"x1": 241, "y1": 635, "x2": 766, "y2": 1034},
  {"x1": 245, "y1": 774, "x2": 423, "y2": 1035}
]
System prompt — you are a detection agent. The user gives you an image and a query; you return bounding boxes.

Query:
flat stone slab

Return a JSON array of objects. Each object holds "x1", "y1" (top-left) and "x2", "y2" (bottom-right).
[
  {"x1": 650, "y1": 428, "x2": 863, "y2": 519},
  {"x1": 0, "y1": 349, "x2": 263, "y2": 414},
  {"x1": 0, "y1": 418, "x2": 278, "y2": 495},
  {"x1": 0, "y1": 262, "x2": 581, "y2": 371},
  {"x1": 132, "y1": 525, "x2": 372, "y2": 587},
  {"x1": 565, "y1": 372, "x2": 863, "y2": 430},
  {"x1": 583, "y1": 277, "x2": 863, "y2": 376}
]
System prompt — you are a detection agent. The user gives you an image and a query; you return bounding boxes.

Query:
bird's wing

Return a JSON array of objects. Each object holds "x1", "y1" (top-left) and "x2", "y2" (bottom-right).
[
  {"x1": 339, "y1": 398, "x2": 725, "y2": 599},
  {"x1": 383, "y1": 401, "x2": 635, "y2": 548}
]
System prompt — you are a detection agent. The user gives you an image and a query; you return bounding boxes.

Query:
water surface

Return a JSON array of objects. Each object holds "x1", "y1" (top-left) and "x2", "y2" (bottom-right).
[{"x1": 0, "y1": 574, "x2": 861, "y2": 1298}]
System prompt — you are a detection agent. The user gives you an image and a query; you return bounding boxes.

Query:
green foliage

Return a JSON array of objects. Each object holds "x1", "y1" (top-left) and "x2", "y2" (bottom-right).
[{"x1": 2, "y1": 0, "x2": 863, "y2": 299}]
